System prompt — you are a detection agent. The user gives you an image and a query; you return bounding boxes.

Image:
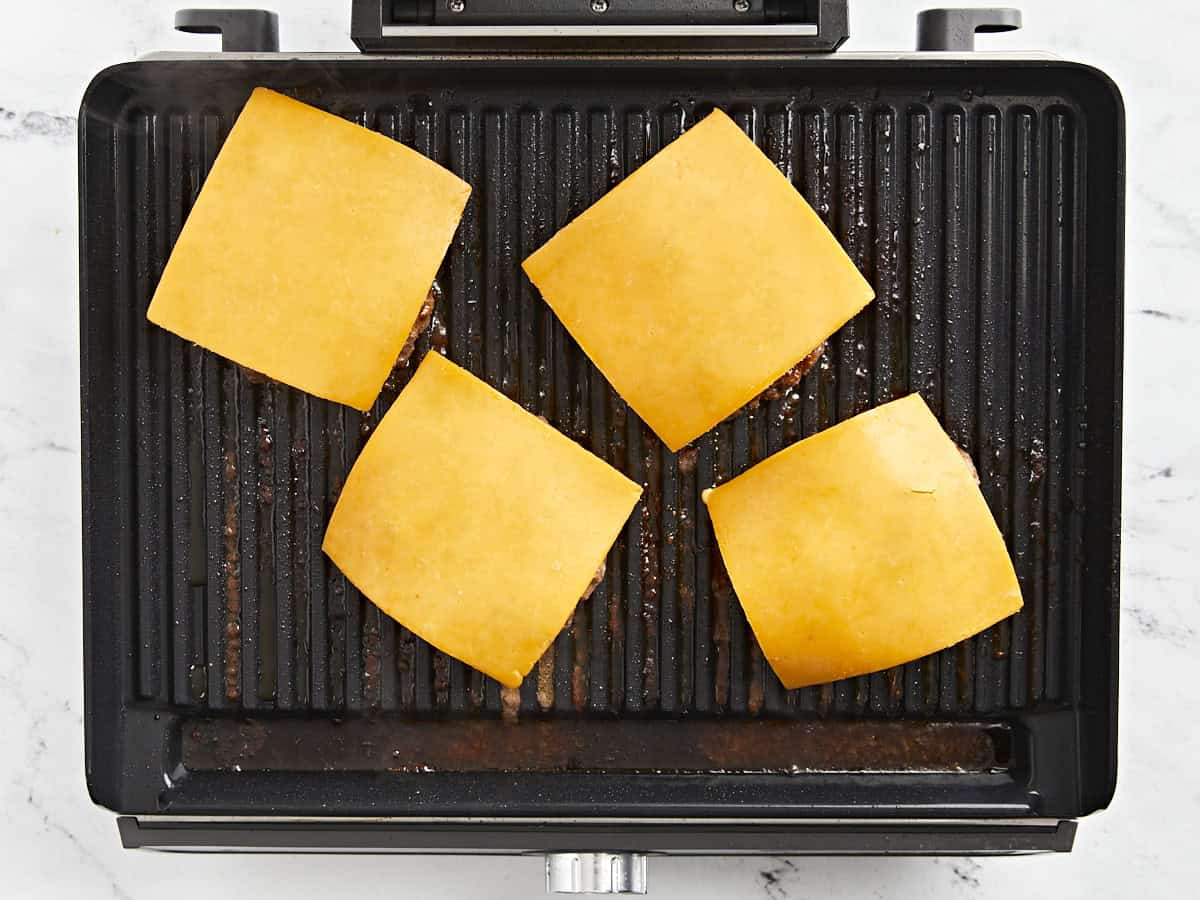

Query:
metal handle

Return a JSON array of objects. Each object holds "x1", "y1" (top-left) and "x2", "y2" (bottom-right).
[
  {"x1": 175, "y1": 8, "x2": 280, "y2": 52},
  {"x1": 916, "y1": 7, "x2": 1021, "y2": 51},
  {"x1": 546, "y1": 853, "x2": 648, "y2": 894}
]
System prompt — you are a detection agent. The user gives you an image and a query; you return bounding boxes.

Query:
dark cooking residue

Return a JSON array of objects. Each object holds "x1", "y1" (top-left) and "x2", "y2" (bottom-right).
[
  {"x1": 184, "y1": 717, "x2": 1004, "y2": 774},
  {"x1": 392, "y1": 281, "x2": 442, "y2": 373},
  {"x1": 743, "y1": 343, "x2": 827, "y2": 413},
  {"x1": 677, "y1": 445, "x2": 698, "y2": 474}
]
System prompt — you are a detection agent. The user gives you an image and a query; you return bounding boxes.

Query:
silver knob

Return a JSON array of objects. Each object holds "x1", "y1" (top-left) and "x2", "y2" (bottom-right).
[{"x1": 546, "y1": 852, "x2": 647, "y2": 894}]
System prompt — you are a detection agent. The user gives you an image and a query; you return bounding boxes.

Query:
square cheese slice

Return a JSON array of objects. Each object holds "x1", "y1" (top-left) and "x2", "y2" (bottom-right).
[
  {"x1": 322, "y1": 352, "x2": 643, "y2": 688},
  {"x1": 147, "y1": 87, "x2": 471, "y2": 410},
  {"x1": 522, "y1": 108, "x2": 874, "y2": 451},
  {"x1": 704, "y1": 394, "x2": 1022, "y2": 689}
]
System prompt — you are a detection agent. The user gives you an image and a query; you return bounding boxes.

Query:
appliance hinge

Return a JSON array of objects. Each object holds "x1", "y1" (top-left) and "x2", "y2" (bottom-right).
[{"x1": 350, "y1": 0, "x2": 849, "y2": 54}]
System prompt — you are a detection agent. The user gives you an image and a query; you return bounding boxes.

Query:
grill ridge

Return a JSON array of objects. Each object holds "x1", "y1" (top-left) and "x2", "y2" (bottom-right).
[{"x1": 118, "y1": 92, "x2": 1085, "y2": 721}]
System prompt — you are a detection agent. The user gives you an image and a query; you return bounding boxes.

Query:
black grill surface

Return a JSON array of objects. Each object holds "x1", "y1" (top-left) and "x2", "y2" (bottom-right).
[{"x1": 80, "y1": 57, "x2": 1122, "y2": 818}]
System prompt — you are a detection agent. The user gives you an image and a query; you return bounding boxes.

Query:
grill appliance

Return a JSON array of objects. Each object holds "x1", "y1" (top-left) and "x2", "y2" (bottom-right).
[{"x1": 80, "y1": 2, "x2": 1124, "y2": 890}]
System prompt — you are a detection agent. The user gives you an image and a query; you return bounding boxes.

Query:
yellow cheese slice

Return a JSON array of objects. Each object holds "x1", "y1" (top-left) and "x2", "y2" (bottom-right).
[
  {"x1": 522, "y1": 108, "x2": 874, "y2": 451},
  {"x1": 147, "y1": 87, "x2": 471, "y2": 410},
  {"x1": 322, "y1": 353, "x2": 643, "y2": 688},
  {"x1": 704, "y1": 394, "x2": 1022, "y2": 689}
]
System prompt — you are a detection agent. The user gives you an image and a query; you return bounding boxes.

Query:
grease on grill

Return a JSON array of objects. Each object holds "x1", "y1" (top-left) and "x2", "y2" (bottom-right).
[
  {"x1": 640, "y1": 430, "x2": 662, "y2": 708},
  {"x1": 255, "y1": 414, "x2": 274, "y2": 503},
  {"x1": 362, "y1": 620, "x2": 382, "y2": 707},
  {"x1": 184, "y1": 717, "x2": 1006, "y2": 774},
  {"x1": 222, "y1": 442, "x2": 241, "y2": 703},
  {"x1": 358, "y1": 407, "x2": 376, "y2": 438},
  {"x1": 1028, "y1": 437, "x2": 1047, "y2": 485},
  {"x1": 429, "y1": 305, "x2": 448, "y2": 355}
]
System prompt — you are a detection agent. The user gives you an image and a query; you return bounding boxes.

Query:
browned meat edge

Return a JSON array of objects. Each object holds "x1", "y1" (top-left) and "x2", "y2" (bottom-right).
[
  {"x1": 580, "y1": 560, "x2": 606, "y2": 603},
  {"x1": 393, "y1": 281, "x2": 442, "y2": 369},
  {"x1": 733, "y1": 342, "x2": 827, "y2": 420},
  {"x1": 958, "y1": 446, "x2": 981, "y2": 484}
]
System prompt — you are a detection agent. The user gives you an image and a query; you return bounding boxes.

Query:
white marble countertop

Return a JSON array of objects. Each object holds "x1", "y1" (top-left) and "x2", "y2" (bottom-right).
[{"x1": 2, "y1": 0, "x2": 1197, "y2": 896}]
